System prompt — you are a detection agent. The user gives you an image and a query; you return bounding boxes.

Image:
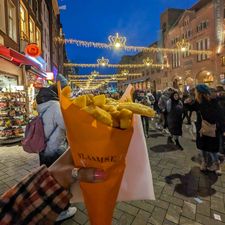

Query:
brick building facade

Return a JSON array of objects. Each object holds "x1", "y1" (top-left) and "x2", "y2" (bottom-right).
[
  {"x1": 118, "y1": 0, "x2": 225, "y2": 92},
  {"x1": 0, "y1": 0, "x2": 20, "y2": 51},
  {"x1": 0, "y1": 0, "x2": 66, "y2": 79}
]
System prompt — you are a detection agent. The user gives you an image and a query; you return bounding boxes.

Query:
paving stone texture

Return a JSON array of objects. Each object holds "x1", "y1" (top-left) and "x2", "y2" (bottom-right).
[{"x1": 0, "y1": 122, "x2": 225, "y2": 225}]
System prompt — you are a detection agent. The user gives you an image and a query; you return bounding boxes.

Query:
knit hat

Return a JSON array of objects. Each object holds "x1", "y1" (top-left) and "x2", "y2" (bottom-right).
[
  {"x1": 196, "y1": 84, "x2": 210, "y2": 95},
  {"x1": 56, "y1": 73, "x2": 68, "y2": 88}
]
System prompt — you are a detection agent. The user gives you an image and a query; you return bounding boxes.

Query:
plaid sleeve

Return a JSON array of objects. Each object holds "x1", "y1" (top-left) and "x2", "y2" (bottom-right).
[{"x1": 0, "y1": 166, "x2": 70, "y2": 225}]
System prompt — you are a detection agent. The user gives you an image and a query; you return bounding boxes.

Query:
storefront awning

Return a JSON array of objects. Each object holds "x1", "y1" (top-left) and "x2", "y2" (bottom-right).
[
  {"x1": 25, "y1": 65, "x2": 47, "y2": 78},
  {"x1": 0, "y1": 45, "x2": 41, "y2": 70}
]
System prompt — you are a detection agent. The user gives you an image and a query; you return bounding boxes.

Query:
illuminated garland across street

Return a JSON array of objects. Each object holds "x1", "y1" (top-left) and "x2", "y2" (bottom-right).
[
  {"x1": 58, "y1": 38, "x2": 212, "y2": 55},
  {"x1": 70, "y1": 76, "x2": 127, "y2": 90},
  {"x1": 70, "y1": 77, "x2": 127, "y2": 82},
  {"x1": 68, "y1": 73, "x2": 142, "y2": 79},
  {"x1": 64, "y1": 63, "x2": 166, "y2": 68}
]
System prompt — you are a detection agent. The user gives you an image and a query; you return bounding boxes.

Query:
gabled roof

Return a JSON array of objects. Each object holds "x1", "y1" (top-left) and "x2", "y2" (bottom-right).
[
  {"x1": 169, "y1": 9, "x2": 194, "y2": 31},
  {"x1": 190, "y1": 0, "x2": 212, "y2": 11},
  {"x1": 166, "y1": 0, "x2": 213, "y2": 33}
]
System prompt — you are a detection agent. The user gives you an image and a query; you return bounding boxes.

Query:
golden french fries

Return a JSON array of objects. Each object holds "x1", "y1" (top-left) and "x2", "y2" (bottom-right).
[
  {"x1": 73, "y1": 95, "x2": 87, "y2": 108},
  {"x1": 92, "y1": 106, "x2": 113, "y2": 127},
  {"x1": 82, "y1": 105, "x2": 96, "y2": 114},
  {"x1": 119, "y1": 109, "x2": 133, "y2": 119},
  {"x1": 86, "y1": 94, "x2": 94, "y2": 105},
  {"x1": 62, "y1": 89, "x2": 155, "y2": 129},
  {"x1": 93, "y1": 95, "x2": 106, "y2": 106},
  {"x1": 120, "y1": 118, "x2": 132, "y2": 129},
  {"x1": 118, "y1": 102, "x2": 156, "y2": 118}
]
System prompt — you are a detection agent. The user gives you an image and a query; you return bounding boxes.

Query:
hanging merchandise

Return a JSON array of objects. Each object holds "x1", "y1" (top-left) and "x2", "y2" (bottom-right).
[{"x1": 0, "y1": 92, "x2": 27, "y2": 144}]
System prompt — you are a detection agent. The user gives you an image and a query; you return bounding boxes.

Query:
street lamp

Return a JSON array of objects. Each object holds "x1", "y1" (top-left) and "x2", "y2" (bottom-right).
[{"x1": 108, "y1": 33, "x2": 126, "y2": 49}]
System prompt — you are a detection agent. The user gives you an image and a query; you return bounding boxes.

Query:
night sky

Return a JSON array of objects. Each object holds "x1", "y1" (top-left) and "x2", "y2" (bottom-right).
[{"x1": 59, "y1": 0, "x2": 197, "y2": 75}]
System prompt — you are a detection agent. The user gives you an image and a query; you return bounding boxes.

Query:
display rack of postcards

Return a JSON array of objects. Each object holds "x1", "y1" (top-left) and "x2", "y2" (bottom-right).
[{"x1": 0, "y1": 92, "x2": 27, "y2": 144}]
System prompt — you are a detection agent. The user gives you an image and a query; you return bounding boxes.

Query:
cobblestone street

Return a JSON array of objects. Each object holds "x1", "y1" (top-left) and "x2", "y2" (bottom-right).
[{"x1": 0, "y1": 124, "x2": 225, "y2": 225}]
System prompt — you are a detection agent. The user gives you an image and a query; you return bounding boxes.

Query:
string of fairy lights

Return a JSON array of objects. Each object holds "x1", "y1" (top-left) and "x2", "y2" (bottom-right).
[
  {"x1": 58, "y1": 33, "x2": 212, "y2": 55},
  {"x1": 66, "y1": 56, "x2": 167, "y2": 90},
  {"x1": 63, "y1": 33, "x2": 213, "y2": 90},
  {"x1": 64, "y1": 57, "x2": 168, "y2": 68},
  {"x1": 69, "y1": 70, "x2": 137, "y2": 90}
]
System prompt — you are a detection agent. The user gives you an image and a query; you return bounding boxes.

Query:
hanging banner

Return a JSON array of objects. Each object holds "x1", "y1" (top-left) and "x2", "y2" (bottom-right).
[{"x1": 214, "y1": 0, "x2": 224, "y2": 45}]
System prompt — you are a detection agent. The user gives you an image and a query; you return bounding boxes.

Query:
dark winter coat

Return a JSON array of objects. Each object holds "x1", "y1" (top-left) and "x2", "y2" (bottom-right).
[
  {"x1": 217, "y1": 95, "x2": 225, "y2": 133},
  {"x1": 166, "y1": 98, "x2": 184, "y2": 136},
  {"x1": 193, "y1": 98, "x2": 224, "y2": 153}
]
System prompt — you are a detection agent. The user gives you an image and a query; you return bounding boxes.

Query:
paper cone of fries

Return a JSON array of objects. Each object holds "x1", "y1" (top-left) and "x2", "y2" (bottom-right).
[{"x1": 59, "y1": 86, "x2": 134, "y2": 225}]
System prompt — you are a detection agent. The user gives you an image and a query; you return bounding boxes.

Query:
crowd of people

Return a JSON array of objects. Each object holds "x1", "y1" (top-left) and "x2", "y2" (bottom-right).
[
  {"x1": 0, "y1": 73, "x2": 225, "y2": 223},
  {"x1": 134, "y1": 85, "x2": 225, "y2": 174}
]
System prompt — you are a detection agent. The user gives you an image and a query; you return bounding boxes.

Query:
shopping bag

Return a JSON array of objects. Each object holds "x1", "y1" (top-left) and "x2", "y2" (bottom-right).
[
  {"x1": 118, "y1": 84, "x2": 155, "y2": 201},
  {"x1": 59, "y1": 86, "x2": 133, "y2": 225},
  {"x1": 71, "y1": 114, "x2": 155, "y2": 202}
]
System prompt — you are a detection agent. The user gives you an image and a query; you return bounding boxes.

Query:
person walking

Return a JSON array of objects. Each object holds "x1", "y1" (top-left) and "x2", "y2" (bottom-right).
[
  {"x1": 182, "y1": 91, "x2": 192, "y2": 124},
  {"x1": 36, "y1": 74, "x2": 77, "y2": 222},
  {"x1": 166, "y1": 91, "x2": 184, "y2": 150},
  {"x1": 141, "y1": 95, "x2": 152, "y2": 138},
  {"x1": 146, "y1": 89, "x2": 155, "y2": 107},
  {"x1": 216, "y1": 87, "x2": 225, "y2": 156},
  {"x1": 193, "y1": 84, "x2": 224, "y2": 174},
  {"x1": 158, "y1": 87, "x2": 176, "y2": 133}
]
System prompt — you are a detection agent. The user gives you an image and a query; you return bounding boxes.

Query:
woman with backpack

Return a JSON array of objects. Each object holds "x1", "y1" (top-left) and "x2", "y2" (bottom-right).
[
  {"x1": 35, "y1": 74, "x2": 77, "y2": 222},
  {"x1": 36, "y1": 79, "x2": 67, "y2": 167}
]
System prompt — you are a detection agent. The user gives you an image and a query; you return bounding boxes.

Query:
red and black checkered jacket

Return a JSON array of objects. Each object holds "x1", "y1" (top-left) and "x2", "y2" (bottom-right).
[{"x1": 0, "y1": 166, "x2": 70, "y2": 225}]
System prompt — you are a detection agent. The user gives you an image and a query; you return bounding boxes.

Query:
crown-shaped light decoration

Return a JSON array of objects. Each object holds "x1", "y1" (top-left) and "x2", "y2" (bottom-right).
[
  {"x1": 121, "y1": 69, "x2": 129, "y2": 76},
  {"x1": 90, "y1": 70, "x2": 99, "y2": 78},
  {"x1": 97, "y1": 57, "x2": 109, "y2": 66},
  {"x1": 176, "y1": 39, "x2": 190, "y2": 52},
  {"x1": 143, "y1": 58, "x2": 153, "y2": 67},
  {"x1": 108, "y1": 33, "x2": 127, "y2": 48}
]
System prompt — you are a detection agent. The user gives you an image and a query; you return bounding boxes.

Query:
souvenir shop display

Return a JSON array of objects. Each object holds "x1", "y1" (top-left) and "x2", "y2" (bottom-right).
[{"x1": 0, "y1": 92, "x2": 27, "y2": 144}]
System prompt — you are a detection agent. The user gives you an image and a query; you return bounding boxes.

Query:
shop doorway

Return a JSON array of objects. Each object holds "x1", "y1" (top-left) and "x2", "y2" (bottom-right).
[{"x1": 196, "y1": 71, "x2": 214, "y2": 86}]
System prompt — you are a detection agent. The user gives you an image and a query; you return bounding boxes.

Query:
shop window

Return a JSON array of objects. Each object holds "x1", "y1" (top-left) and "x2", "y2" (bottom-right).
[
  {"x1": 0, "y1": 0, "x2": 6, "y2": 33},
  {"x1": 196, "y1": 20, "x2": 208, "y2": 33},
  {"x1": 36, "y1": 28, "x2": 41, "y2": 49},
  {"x1": 8, "y1": 1, "x2": 17, "y2": 42},
  {"x1": 29, "y1": 17, "x2": 35, "y2": 43},
  {"x1": 20, "y1": 2, "x2": 28, "y2": 40}
]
